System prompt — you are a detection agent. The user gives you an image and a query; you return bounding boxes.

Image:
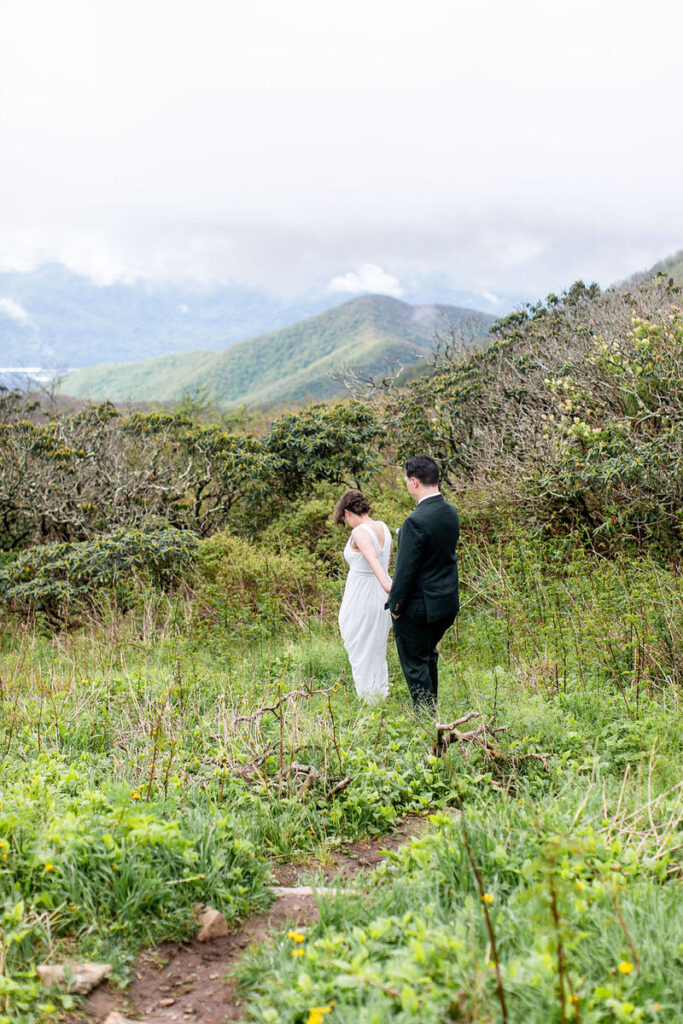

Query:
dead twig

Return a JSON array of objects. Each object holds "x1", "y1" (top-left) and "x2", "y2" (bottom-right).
[
  {"x1": 434, "y1": 711, "x2": 552, "y2": 769},
  {"x1": 326, "y1": 775, "x2": 355, "y2": 800},
  {"x1": 234, "y1": 684, "x2": 337, "y2": 724}
]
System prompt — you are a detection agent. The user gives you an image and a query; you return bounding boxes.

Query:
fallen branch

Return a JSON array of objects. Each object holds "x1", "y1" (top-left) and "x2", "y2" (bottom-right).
[
  {"x1": 435, "y1": 711, "x2": 481, "y2": 733},
  {"x1": 326, "y1": 775, "x2": 355, "y2": 800},
  {"x1": 288, "y1": 762, "x2": 355, "y2": 801},
  {"x1": 289, "y1": 761, "x2": 319, "y2": 777},
  {"x1": 234, "y1": 684, "x2": 338, "y2": 724},
  {"x1": 434, "y1": 711, "x2": 552, "y2": 770}
]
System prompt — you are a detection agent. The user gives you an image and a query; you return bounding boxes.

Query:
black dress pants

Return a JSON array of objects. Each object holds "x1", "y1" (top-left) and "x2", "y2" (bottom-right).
[{"x1": 392, "y1": 612, "x2": 456, "y2": 709}]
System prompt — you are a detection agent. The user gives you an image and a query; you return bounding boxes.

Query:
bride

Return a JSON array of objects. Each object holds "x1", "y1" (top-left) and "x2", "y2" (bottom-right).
[{"x1": 334, "y1": 489, "x2": 392, "y2": 701}]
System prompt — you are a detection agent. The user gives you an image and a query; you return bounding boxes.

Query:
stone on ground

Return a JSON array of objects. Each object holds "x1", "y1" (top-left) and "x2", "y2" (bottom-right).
[
  {"x1": 37, "y1": 961, "x2": 112, "y2": 994},
  {"x1": 196, "y1": 906, "x2": 229, "y2": 941}
]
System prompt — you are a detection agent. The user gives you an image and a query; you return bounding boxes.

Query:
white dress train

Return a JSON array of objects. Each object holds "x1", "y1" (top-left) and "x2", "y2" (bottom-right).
[{"x1": 338, "y1": 522, "x2": 392, "y2": 701}]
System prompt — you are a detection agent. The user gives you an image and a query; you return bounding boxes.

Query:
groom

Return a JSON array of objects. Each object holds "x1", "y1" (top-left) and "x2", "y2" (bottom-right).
[{"x1": 386, "y1": 455, "x2": 460, "y2": 710}]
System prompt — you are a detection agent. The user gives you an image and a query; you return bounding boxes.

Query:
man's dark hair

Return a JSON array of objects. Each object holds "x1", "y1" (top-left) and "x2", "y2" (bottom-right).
[
  {"x1": 334, "y1": 489, "x2": 372, "y2": 525},
  {"x1": 405, "y1": 455, "x2": 440, "y2": 486}
]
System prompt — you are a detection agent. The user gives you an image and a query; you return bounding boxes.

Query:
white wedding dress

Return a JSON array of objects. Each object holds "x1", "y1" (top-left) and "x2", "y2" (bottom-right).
[{"x1": 339, "y1": 522, "x2": 392, "y2": 701}]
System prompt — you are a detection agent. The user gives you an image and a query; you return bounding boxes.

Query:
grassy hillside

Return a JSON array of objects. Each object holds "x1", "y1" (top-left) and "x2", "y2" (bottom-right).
[{"x1": 61, "y1": 295, "x2": 494, "y2": 406}]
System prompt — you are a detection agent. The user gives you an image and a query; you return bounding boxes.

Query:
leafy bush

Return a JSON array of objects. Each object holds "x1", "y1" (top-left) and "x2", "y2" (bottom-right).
[
  {"x1": 0, "y1": 398, "x2": 383, "y2": 549},
  {"x1": 261, "y1": 489, "x2": 348, "y2": 577},
  {"x1": 0, "y1": 404, "x2": 279, "y2": 548},
  {"x1": 373, "y1": 277, "x2": 682, "y2": 549},
  {"x1": 537, "y1": 312, "x2": 683, "y2": 548},
  {"x1": 260, "y1": 481, "x2": 413, "y2": 581},
  {"x1": 0, "y1": 526, "x2": 197, "y2": 622},
  {"x1": 193, "y1": 532, "x2": 336, "y2": 637},
  {"x1": 265, "y1": 400, "x2": 381, "y2": 499}
]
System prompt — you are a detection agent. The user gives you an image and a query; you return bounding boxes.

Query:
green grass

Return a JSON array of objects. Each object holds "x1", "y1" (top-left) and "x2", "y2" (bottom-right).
[
  {"x1": 1, "y1": 525, "x2": 682, "y2": 1023},
  {"x1": 238, "y1": 794, "x2": 683, "y2": 1023}
]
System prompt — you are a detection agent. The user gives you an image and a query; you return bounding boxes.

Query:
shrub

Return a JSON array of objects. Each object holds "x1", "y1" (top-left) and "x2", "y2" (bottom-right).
[
  {"x1": 261, "y1": 489, "x2": 346, "y2": 575},
  {"x1": 0, "y1": 405, "x2": 280, "y2": 549},
  {"x1": 0, "y1": 526, "x2": 197, "y2": 623},
  {"x1": 265, "y1": 400, "x2": 382, "y2": 499},
  {"x1": 193, "y1": 532, "x2": 336, "y2": 637},
  {"x1": 537, "y1": 311, "x2": 683, "y2": 548},
  {"x1": 0, "y1": 398, "x2": 383, "y2": 550},
  {"x1": 375, "y1": 277, "x2": 682, "y2": 549}
]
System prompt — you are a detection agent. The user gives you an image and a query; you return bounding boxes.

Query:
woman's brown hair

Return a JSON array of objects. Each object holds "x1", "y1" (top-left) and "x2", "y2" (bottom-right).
[{"x1": 334, "y1": 489, "x2": 371, "y2": 525}]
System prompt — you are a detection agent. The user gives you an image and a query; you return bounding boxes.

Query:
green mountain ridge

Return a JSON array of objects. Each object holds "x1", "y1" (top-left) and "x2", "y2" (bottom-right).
[{"x1": 62, "y1": 295, "x2": 494, "y2": 407}]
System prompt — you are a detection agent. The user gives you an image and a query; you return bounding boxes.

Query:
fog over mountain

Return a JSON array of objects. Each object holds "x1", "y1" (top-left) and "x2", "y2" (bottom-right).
[{"x1": 0, "y1": 264, "x2": 340, "y2": 371}]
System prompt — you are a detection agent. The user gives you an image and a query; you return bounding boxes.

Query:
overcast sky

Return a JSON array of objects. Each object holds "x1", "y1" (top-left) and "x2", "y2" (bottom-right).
[{"x1": 1, "y1": 0, "x2": 682, "y2": 310}]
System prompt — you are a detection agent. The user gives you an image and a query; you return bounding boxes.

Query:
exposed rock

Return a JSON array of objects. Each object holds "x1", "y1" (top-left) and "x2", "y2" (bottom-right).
[
  {"x1": 37, "y1": 961, "x2": 112, "y2": 994},
  {"x1": 271, "y1": 885, "x2": 355, "y2": 897},
  {"x1": 196, "y1": 906, "x2": 228, "y2": 942}
]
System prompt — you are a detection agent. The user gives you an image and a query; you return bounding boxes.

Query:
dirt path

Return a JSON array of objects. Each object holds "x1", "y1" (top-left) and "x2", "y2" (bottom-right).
[{"x1": 71, "y1": 817, "x2": 425, "y2": 1024}]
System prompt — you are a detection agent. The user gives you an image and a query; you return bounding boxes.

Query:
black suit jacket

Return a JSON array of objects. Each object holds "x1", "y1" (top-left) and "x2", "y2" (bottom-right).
[{"x1": 386, "y1": 493, "x2": 460, "y2": 622}]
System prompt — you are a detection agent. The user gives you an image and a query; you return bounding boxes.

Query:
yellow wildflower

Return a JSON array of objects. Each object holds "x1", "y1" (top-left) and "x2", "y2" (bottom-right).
[
  {"x1": 131, "y1": 791, "x2": 141, "y2": 801},
  {"x1": 2, "y1": 853, "x2": 7, "y2": 861},
  {"x1": 618, "y1": 961, "x2": 634, "y2": 975},
  {"x1": 291, "y1": 949, "x2": 304, "y2": 958},
  {"x1": 482, "y1": 893, "x2": 494, "y2": 904},
  {"x1": 576, "y1": 880, "x2": 585, "y2": 890},
  {"x1": 0, "y1": 840, "x2": 8, "y2": 850},
  {"x1": 45, "y1": 863, "x2": 54, "y2": 873},
  {"x1": 287, "y1": 930, "x2": 305, "y2": 943},
  {"x1": 307, "y1": 1005, "x2": 334, "y2": 1024}
]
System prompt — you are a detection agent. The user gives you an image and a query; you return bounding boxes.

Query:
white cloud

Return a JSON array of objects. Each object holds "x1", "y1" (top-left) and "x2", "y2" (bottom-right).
[
  {"x1": 0, "y1": 297, "x2": 30, "y2": 323},
  {"x1": 178, "y1": 303, "x2": 189, "y2": 313},
  {"x1": 0, "y1": 1, "x2": 681, "y2": 302},
  {"x1": 480, "y1": 291, "x2": 500, "y2": 306},
  {"x1": 329, "y1": 264, "x2": 404, "y2": 298}
]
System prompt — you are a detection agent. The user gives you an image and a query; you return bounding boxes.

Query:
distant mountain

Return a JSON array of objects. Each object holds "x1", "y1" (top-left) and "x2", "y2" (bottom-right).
[
  {"x1": 62, "y1": 295, "x2": 495, "y2": 407},
  {"x1": 0, "y1": 264, "x2": 335, "y2": 370}
]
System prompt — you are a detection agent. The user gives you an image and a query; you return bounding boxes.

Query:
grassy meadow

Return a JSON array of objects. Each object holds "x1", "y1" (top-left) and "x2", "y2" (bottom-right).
[{"x1": 1, "y1": 484, "x2": 682, "y2": 1024}]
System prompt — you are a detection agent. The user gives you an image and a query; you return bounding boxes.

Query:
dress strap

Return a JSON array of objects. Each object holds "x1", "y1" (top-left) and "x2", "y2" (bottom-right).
[{"x1": 360, "y1": 522, "x2": 385, "y2": 552}]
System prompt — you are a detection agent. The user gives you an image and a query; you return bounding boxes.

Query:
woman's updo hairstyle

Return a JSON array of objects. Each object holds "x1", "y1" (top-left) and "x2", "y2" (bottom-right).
[{"x1": 334, "y1": 489, "x2": 371, "y2": 525}]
